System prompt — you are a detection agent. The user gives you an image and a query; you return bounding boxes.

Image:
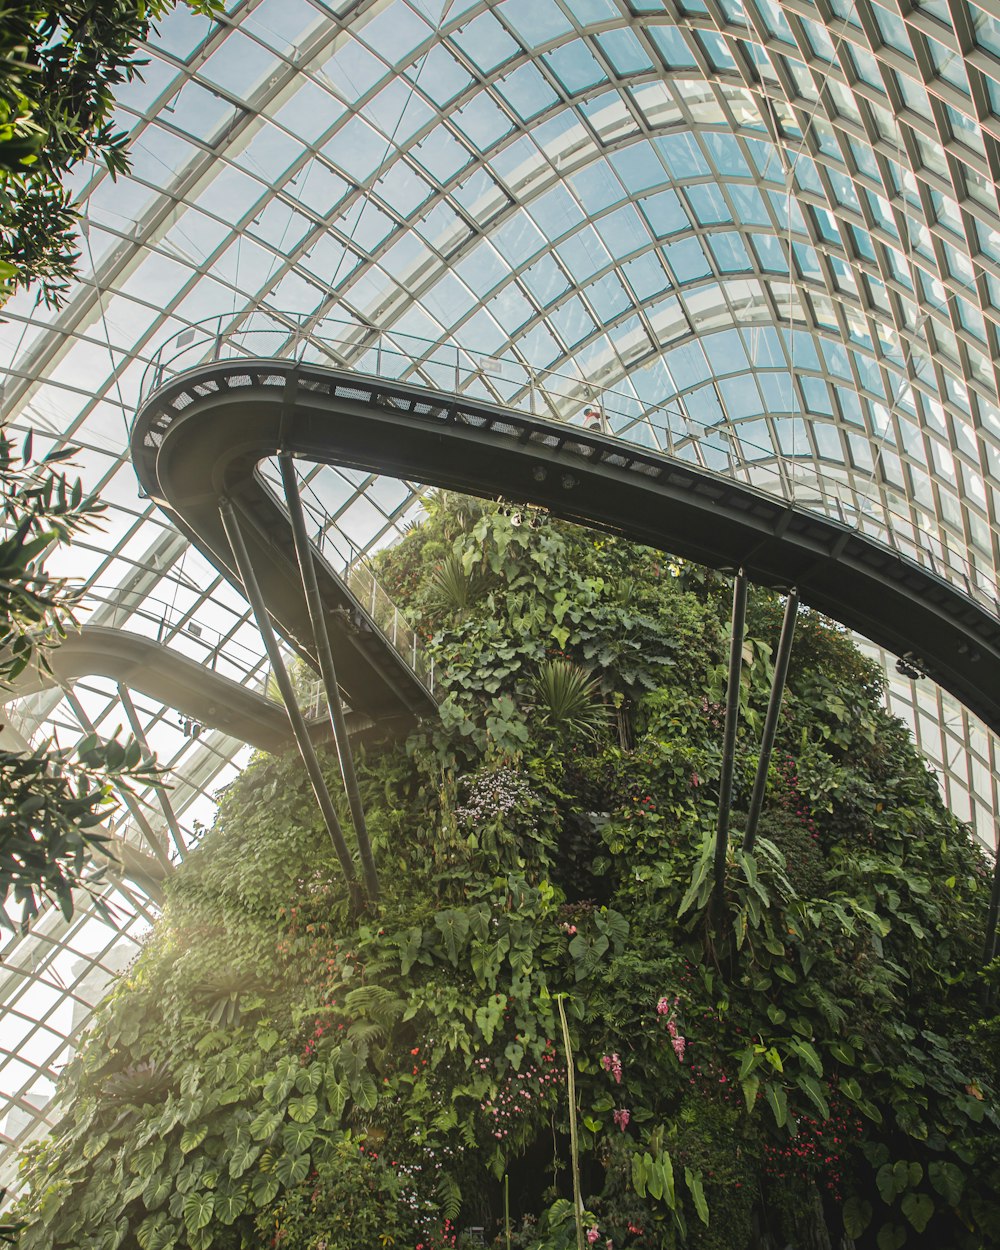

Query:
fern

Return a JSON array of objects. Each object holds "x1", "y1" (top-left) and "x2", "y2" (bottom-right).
[
  {"x1": 426, "y1": 554, "x2": 489, "y2": 613},
  {"x1": 343, "y1": 985, "x2": 405, "y2": 1030},
  {"x1": 436, "y1": 1171, "x2": 462, "y2": 1221},
  {"x1": 812, "y1": 984, "x2": 848, "y2": 1032},
  {"x1": 347, "y1": 1019, "x2": 386, "y2": 1047}
]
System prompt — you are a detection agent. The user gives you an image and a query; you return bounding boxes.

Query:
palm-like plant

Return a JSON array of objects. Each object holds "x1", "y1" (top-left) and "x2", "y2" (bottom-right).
[
  {"x1": 529, "y1": 659, "x2": 610, "y2": 739},
  {"x1": 425, "y1": 553, "x2": 489, "y2": 614},
  {"x1": 102, "y1": 1060, "x2": 173, "y2": 1106},
  {"x1": 193, "y1": 967, "x2": 265, "y2": 1029}
]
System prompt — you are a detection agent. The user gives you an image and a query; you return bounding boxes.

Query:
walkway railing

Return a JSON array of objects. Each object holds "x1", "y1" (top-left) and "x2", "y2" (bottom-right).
[
  {"x1": 139, "y1": 312, "x2": 1000, "y2": 618},
  {"x1": 256, "y1": 461, "x2": 435, "y2": 696}
]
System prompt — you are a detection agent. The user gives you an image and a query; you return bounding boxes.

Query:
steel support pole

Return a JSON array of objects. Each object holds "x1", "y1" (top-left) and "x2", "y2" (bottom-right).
[
  {"x1": 62, "y1": 688, "x2": 174, "y2": 877},
  {"x1": 714, "y1": 570, "x2": 748, "y2": 901},
  {"x1": 743, "y1": 589, "x2": 799, "y2": 854},
  {"x1": 117, "y1": 683, "x2": 188, "y2": 862},
  {"x1": 279, "y1": 456, "x2": 379, "y2": 903},
  {"x1": 984, "y1": 841, "x2": 1000, "y2": 969},
  {"x1": 219, "y1": 497, "x2": 360, "y2": 902}
]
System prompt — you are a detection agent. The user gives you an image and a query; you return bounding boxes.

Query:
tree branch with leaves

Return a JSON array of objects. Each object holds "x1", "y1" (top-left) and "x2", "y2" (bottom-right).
[
  {"x1": 1, "y1": 432, "x2": 160, "y2": 931},
  {"x1": 1, "y1": 0, "x2": 220, "y2": 308}
]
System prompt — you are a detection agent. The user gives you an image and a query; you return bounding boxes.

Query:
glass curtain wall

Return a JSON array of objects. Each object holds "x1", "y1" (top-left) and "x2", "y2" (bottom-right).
[{"x1": 3, "y1": 0, "x2": 1000, "y2": 1174}]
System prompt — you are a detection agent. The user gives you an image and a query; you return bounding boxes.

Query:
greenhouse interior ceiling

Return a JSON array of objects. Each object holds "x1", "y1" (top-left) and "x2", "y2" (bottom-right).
[{"x1": 3, "y1": 0, "x2": 1000, "y2": 1183}]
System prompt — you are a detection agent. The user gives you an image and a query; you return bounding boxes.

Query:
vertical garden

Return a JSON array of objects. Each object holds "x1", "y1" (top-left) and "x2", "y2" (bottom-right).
[{"x1": 11, "y1": 494, "x2": 1000, "y2": 1250}]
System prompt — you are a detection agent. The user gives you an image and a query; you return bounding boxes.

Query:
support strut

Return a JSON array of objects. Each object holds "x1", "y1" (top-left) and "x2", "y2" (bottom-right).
[
  {"x1": 743, "y1": 589, "x2": 799, "y2": 854},
  {"x1": 984, "y1": 841, "x2": 1000, "y2": 970},
  {"x1": 61, "y1": 687, "x2": 173, "y2": 876},
  {"x1": 117, "y1": 683, "x2": 188, "y2": 863},
  {"x1": 714, "y1": 569, "x2": 748, "y2": 902},
  {"x1": 279, "y1": 455, "x2": 379, "y2": 903},
  {"x1": 219, "y1": 497, "x2": 361, "y2": 904}
]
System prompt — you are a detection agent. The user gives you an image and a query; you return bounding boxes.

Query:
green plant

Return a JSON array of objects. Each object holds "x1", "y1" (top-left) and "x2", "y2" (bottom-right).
[
  {"x1": 1, "y1": 0, "x2": 220, "y2": 306},
  {"x1": 10, "y1": 495, "x2": 999, "y2": 1250},
  {"x1": 426, "y1": 553, "x2": 491, "y2": 615},
  {"x1": 1, "y1": 433, "x2": 160, "y2": 930},
  {"x1": 530, "y1": 660, "x2": 610, "y2": 741}
]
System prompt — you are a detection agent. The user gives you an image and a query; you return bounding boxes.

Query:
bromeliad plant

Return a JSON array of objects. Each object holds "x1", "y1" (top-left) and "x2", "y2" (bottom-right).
[{"x1": 10, "y1": 492, "x2": 1000, "y2": 1250}]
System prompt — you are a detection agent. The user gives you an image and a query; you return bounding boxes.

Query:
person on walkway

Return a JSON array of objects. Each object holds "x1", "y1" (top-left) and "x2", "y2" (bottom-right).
[{"x1": 583, "y1": 406, "x2": 603, "y2": 432}]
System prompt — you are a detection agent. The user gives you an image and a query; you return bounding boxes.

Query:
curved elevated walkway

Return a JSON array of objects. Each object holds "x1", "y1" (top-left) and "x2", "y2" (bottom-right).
[
  {"x1": 133, "y1": 369, "x2": 437, "y2": 731},
  {"x1": 0, "y1": 625, "x2": 331, "y2": 754},
  {"x1": 133, "y1": 359, "x2": 1000, "y2": 737}
]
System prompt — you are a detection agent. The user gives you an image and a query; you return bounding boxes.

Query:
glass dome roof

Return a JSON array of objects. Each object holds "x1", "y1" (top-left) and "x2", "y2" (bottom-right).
[{"x1": 3, "y1": 0, "x2": 1000, "y2": 1179}]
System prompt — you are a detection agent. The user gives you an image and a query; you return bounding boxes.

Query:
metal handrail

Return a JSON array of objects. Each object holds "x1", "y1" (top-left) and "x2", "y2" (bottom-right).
[
  {"x1": 137, "y1": 312, "x2": 1000, "y2": 617},
  {"x1": 252, "y1": 462, "x2": 434, "y2": 695}
]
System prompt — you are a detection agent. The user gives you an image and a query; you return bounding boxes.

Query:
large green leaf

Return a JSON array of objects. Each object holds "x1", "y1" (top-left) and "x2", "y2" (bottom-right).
[
  {"x1": 214, "y1": 1189, "x2": 248, "y2": 1226},
  {"x1": 251, "y1": 1173, "x2": 280, "y2": 1207},
  {"x1": 282, "y1": 1120, "x2": 317, "y2": 1154},
  {"x1": 741, "y1": 1075, "x2": 760, "y2": 1114},
  {"x1": 136, "y1": 1213, "x2": 177, "y2": 1250},
  {"x1": 901, "y1": 1193, "x2": 934, "y2": 1233},
  {"x1": 764, "y1": 1083, "x2": 788, "y2": 1129},
  {"x1": 843, "y1": 1198, "x2": 872, "y2": 1239},
  {"x1": 227, "y1": 1136, "x2": 260, "y2": 1179},
  {"x1": 475, "y1": 993, "x2": 506, "y2": 1045},
  {"x1": 142, "y1": 1175, "x2": 172, "y2": 1211},
  {"x1": 434, "y1": 909, "x2": 470, "y2": 965},
  {"x1": 684, "y1": 1167, "x2": 709, "y2": 1227},
  {"x1": 876, "y1": 1222, "x2": 907, "y2": 1250},
  {"x1": 249, "y1": 1108, "x2": 282, "y2": 1142},
  {"x1": 273, "y1": 1151, "x2": 310, "y2": 1188},
  {"x1": 568, "y1": 931, "x2": 609, "y2": 981},
  {"x1": 397, "y1": 927, "x2": 423, "y2": 976},
  {"x1": 789, "y1": 1038, "x2": 823, "y2": 1077},
  {"x1": 325, "y1": 1075, "x2": 349, "y2": 1120},
  {"x1": 928, "y1": 1161, "x2": 964, "y2": 1206},
  {"x1": 180, "y1": 1125, "x2": 208, "y2": 1154},
  {"x1": 181, "y1": 1191, "x2": 213, "y2": 1234},
  {"x1": 352, "y1": 1071, "x2": 378, "y2": 1112},
  {"x1": 287, "y1": 1093, "x2": 318, "y2": 1123},
  {"x1": 797, "y1": 1074, "x2": 830, "y2": 1120}
]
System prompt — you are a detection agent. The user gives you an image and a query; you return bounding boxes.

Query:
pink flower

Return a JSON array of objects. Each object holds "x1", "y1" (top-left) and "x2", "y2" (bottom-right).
[
  {"x1": 671, "y1": 1035, "x2": 686, "y2": 1061},
  {"x1": 613, "y1": 1107, "x2": 631, "y2": 1131},
  {"x1": 601, "y1": 1052, "x2": 623, "y2": 1083},
  {"x1": 586, "y1": 1229, "x2": 600, "y2": 1244},
  {"x1": 656, "y1": 996, "x2": 670, "y2": 1016},
  {"x1": 690, "y1": 771, "x2": 700, "y2": 787}
]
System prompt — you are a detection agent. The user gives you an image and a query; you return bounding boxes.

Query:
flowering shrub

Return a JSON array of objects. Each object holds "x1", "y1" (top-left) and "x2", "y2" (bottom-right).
[
  {"x1": 479, "y1": 1053, "x2": 564, "y2": 1145},
  {"x1": 454, "y1": 766, "x2": 538, "y2": 832}
]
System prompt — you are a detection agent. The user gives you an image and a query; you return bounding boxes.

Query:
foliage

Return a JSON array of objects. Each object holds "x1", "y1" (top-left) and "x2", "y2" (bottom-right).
[
  {"x1": 10, "y1": 493, "x2": 1000, "y2": 1250},
  {"x1": 0, "y1": 0, "x2": 219, "y2": 307},
  {"x1": 529, "y1": 660, "x2": 610, "y2": 742},
  {"x1": 0, "y1": 432, "x2": 158, "y2": 929}
]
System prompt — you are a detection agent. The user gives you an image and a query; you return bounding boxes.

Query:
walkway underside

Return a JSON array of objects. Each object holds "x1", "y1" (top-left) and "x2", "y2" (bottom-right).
[
  {"x1": 0, "y1": 625, "x2": 339, "y2": 755},
  {"x1": 134, "y1": 369, "x2": 437, "y2": 731},
  {"x1": 133, "y1": 360, "x2": 1000, "y2": 737}
]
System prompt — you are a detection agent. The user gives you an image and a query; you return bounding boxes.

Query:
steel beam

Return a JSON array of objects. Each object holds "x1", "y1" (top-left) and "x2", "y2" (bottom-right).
[
  {"x1": 219, "y1": 497, "x2": 360, "y2": 904},
  {"x1": 743, "y1": 589, "x2": 799, "y2": 854},
  {"x1": 117, "y1": 683, "x2": 188, "y2": 862},
  {"x1": 714, "y1": 570, "x2": 748, "y2": 901},
  {"x1": 61, "y1": 688, "x2": 174, "y2": 878},
  {"x1": 984, "y1": 842, "x2": 1000, "y2": 971},
  {"x1": 279, "y1": 455, "x2": 379, "y2": 903}
]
